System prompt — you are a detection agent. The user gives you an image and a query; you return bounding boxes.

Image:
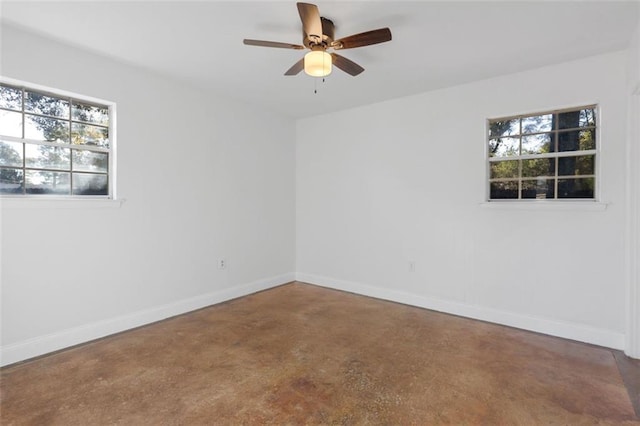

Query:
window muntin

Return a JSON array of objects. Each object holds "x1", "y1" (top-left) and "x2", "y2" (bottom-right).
[
  {"x1": 487, "y1": 106, "x2": 596, "y2": 201},
  {"x1": 0, "y1": 82, "x2": 112, "y2": 197}
]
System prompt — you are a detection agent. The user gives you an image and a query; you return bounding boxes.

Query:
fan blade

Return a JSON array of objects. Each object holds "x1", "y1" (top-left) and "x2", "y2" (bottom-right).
[
  {"x1": 332, "y1": 28, "x2": 392, "y2": 50},
  {"x1": 297, "y1": 2, "x2": 323, "y2": 43},
  {"x1": 330, "y1": 53, "x2": 364, "y2": 76},
  {"x1": 243, "y1": 39, "x2": 305, "y2": 50},
  {"x1": 285, "y1": 58, "x2": 305, "y2": 76}
]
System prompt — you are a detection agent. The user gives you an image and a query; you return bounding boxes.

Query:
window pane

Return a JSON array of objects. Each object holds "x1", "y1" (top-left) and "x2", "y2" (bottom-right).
[
  {"x1": 0, "y1": 167, "x2": 24, "y2": 194},
  {"x1": 25, "y1": 170, "x2": 70, "y2": 194},
  {"x1": 522, "y1": 158, "x2": 555, "y2": 178},
  {"x1": 559, "y1": 108, "x2": 595, "y2": 129},
  {"x1": 490, "y1": 181, "x2": 518, "y2": 199},
  {"x1": 522, "y1": 114, "x2": 552, "y2": 133},
  {"x1": 72, "y1": 150, "x2": 108, "y2": 172},
  {"x1": 558, "y1": 129, "x2": 596, "y2": 152},
  {"x1": 25, "y1": 144, "x2": 71, "y2": 170},
  {"x1": 0, "y1": 141, "x2": 23, "y2": 167},
  {"x1": 489, "y1": 119, "x2": 519, "y2": 138},
  {"x1": 0, "y1": 110, "x2": 23, "y2": 138},
  {"x1": 72, "y1": 102, "x2": 109, "y2": 126},
  {"x1": 72, "y1": 173, "x2": 108, "y2": 195},
  {"x1": 558, "y1": 155, "x2": 594, "y2": 176},
  {"x1": 25, "y1": 115, "x2": 69, "y2": 143},
  {"x1": 25, "y1": 91, "x2": 69, "y2": 119},
  {"x1": 522, "y1": 179, "x2": 554, "y2": 199},
  {"x1": 71, "y1": 123, "x2": 109, "y2": 148},
  {"x1": 558, "y1": 130, "x2": 581, "y2": 152},
  {"x1": 522, "y1": 133, "x2": 553, "y2": 155},
  {"x1": 490, "y1": 160, "x2": 519, "y2": 179},
  {"x1": 489, "y1": 137, "x2": 519, "y2": 157},
  {"x1": 579, "y1": 108, "x2": 596, "y2": 127},
  {"x1": 578, "y1": 129, "x2": 596, "y2": 151},
  {"x1": 0, "y1": 85, "x2": 22, "y2": 110},
  {"x1": 558, "y1": 177, "x2": 594, "y2": 198}
]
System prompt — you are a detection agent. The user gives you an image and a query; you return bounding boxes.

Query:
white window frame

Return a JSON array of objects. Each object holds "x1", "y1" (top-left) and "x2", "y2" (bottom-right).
[
  {"x1": 486, "y1": 104, "x2": 599, "y2": 202},
  {"x1": 0, "y1": 77, "x2": 117, "y2": 200}
]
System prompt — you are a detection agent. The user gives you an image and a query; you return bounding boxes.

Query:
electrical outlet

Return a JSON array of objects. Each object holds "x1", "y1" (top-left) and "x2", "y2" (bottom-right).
[
  {"x1": 218, "y1": 258, "x2": 227, "y2": 270},
  {"x1": 409, "y1": 261, "x2": 416, "y2": 272}
]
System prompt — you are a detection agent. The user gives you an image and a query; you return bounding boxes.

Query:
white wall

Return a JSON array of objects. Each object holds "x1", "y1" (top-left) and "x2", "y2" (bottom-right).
[
  {"x1": 0, "y1": 24, "x2": 296, "y2": 365},
  {"x1": 626, "y1": 21, "x2": 640, "y2": 358},
  {"x1": 297, "y1": 51, "x2": 629, "y2": 350}
]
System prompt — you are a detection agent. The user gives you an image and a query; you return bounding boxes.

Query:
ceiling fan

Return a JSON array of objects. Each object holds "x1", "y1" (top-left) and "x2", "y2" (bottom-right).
[{"x1": 243, "y1": 2, "x2": 392, "y2": 77}]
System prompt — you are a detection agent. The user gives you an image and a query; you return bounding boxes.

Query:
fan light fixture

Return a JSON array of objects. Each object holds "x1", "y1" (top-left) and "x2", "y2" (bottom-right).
[{"x1": 304, "y1": 51, "x2": 332, "y2": 77}]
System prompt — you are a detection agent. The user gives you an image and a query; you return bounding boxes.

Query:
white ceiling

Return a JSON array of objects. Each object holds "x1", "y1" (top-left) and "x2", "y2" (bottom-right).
[{"x1": 1, "y1": 1, "x2": 639, "y2": 118}]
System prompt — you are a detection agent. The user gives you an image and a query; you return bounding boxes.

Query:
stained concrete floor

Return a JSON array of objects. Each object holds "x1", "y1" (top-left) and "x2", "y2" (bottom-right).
[{"x1": 1, "y1": 282, "x2": 638, "y2": 425}]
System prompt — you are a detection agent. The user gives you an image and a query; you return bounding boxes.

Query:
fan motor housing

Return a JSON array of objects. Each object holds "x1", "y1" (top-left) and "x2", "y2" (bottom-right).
[{"x1": 303, "y1": 17, "x2": 335, "y2": 49}]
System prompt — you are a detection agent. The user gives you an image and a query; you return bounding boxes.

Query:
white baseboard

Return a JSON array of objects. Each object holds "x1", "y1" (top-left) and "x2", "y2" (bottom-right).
[
  {"x1": 1, "y1": 273, "x2": 295, "y2": 367},
  {"x1": 296, "y1": 273, "x2": 625, "y2": 351},
  {"x1": 3, "y1": 271, "x2": 625, "y2": 367}
]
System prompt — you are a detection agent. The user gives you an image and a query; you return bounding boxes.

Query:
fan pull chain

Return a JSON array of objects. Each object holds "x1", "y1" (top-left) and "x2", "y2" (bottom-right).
[
  {"x1": 313, "y1": 75, "x2": 326, "y2": 94},
  {"x1": 313, "y1": 53, "x2": 327, "y2": 93}
]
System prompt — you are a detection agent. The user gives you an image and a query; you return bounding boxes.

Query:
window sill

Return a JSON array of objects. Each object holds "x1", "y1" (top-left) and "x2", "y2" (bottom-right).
[
  {"x1": 479, "y1": 200, "x2": 608, "y2": 211},
  {"x1": 0, "y1": 197, "x2": 126, "y2": 209}
]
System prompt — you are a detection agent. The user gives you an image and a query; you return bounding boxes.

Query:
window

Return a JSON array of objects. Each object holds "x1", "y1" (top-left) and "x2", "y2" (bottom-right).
[
  {"x1": 487, "y1": 105, "x2": 596, "y2": 200},
  {"x1": 0, "y1": 81, "x2": 114, "y2": 197}
]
